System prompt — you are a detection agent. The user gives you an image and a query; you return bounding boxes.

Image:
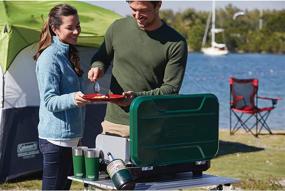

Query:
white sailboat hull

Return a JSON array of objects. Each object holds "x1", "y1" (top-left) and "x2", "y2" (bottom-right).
[{"x1": 202, "y1": 47, "x2": 229, "y2": 56}]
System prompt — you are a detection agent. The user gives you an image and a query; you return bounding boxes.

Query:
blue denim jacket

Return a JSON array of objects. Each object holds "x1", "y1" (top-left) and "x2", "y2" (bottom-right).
[{"x1": 36, "y1": 36, "x2": 84, "y2": 140}]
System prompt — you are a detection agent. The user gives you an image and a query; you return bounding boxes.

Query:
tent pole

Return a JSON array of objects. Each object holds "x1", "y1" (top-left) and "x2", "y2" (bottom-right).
[{"x1": 2, "y1": 74, "x2": 4, "y2": 108}]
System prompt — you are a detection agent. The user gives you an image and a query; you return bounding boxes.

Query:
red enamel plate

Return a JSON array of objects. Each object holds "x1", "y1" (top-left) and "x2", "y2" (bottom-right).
[{"x1": 83, "y1": 93, "x2": 125, "y2": 102}]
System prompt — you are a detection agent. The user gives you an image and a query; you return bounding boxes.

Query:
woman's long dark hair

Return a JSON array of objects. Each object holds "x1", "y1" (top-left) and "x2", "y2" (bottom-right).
[{"x1": 34, "y1": 4, "x2": 83, "y2": 76}]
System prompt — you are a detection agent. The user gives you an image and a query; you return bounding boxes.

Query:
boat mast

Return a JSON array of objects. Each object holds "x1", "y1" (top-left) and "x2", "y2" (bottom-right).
[
  {"x1": 202, "y1": 11, "x2": 211, "y2": 47},
  {"x1": 211, "y1": 0, "x2": 215, "y2": 47}
]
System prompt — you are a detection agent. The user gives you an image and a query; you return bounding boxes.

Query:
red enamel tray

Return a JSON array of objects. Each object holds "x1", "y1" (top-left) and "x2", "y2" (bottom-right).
[{"x1": 83, "y1": 93, "x2": 125, "y2": 102}]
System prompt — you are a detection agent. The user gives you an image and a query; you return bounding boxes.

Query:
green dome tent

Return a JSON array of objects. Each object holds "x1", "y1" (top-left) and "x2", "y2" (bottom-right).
[
  {"x1": 0, "y1": 1, "x2": 120, "y2": 182},
  {"x1": 0, "y1": 1, "x2": 120, "y2": 72}
]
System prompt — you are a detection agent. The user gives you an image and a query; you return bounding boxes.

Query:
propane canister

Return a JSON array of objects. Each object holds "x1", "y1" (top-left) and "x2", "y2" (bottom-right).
[{"x1": 106, "y1": 152, "x2": 135, "y2": 190}]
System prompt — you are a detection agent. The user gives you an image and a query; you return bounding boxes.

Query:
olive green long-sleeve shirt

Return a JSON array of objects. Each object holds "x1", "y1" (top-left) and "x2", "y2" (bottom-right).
[{"x1": 91, "y1": 16, "x2": 188, "y2": 125}]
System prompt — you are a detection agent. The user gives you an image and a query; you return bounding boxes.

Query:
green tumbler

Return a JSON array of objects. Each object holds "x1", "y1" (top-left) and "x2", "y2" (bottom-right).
[
  {"x1": 72, "y1": 146, "x2": 88, "y2": 178},
  {"x1": 84, "y1": 148, "x2": 100, "y2": 181}
]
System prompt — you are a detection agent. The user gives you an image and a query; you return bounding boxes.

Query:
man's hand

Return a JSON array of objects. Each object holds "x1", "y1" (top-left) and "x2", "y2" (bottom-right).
[
  {"x1": 74, "y1": 91, "x2": 89, "y2": 107},
  {"x1": 88, "y1": 67, "x2": 103, "y2": 82},
  {"x1": 123, "y1": 91, "x2": 136, "y2": 100},
  {"x1": 111, "y1": 91, "x2": 136, "y2": 107}
]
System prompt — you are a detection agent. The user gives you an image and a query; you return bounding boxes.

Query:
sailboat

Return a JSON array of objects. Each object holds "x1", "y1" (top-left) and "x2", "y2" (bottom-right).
[{"x1": 201, "y1": 0, "x2": 228, "y2": 56}]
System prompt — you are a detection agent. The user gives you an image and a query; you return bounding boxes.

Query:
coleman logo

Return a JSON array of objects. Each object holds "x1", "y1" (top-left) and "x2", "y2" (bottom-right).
[{"x1": 17, "y1": 141, "x2": 40, "y2": 159}]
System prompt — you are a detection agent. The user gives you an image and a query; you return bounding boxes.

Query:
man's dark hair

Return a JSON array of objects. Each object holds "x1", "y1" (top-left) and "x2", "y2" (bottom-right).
[{"x1": 126, "y1": 1, "x2": 161, "y2": 7}]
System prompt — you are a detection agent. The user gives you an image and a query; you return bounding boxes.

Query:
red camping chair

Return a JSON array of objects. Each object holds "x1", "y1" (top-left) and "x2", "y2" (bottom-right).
[{"x1": 229, "y1": 77, "x2": 281, "y2": 137}]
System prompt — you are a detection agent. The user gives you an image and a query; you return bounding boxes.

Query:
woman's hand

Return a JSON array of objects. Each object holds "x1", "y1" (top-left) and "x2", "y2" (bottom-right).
[{"x1": 74, "y1": 91, "x2": 89, "y2": 107}]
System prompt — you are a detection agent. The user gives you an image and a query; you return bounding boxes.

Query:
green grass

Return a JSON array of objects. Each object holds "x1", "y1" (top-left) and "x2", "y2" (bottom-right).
[
  {"x1": 0, "y1": 130, "x2": 284, "y2": 190},
  {"x1": 207, "y1": 130, "x2": 285, "y2": 190}
]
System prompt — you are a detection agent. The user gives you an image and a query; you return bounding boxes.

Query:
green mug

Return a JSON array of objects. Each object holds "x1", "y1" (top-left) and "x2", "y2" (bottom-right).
[
  {"x1": 84, "y1": 148, "x2": 100, "y2": 181},
  {"x1": 72, "y1": 146, "x2": 88, "y2": 178}
]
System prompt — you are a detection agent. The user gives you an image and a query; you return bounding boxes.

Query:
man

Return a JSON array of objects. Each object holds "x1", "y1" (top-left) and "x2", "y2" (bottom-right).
[{"x1": 88, "y1": 1, "x2": 188, "y2": 137}]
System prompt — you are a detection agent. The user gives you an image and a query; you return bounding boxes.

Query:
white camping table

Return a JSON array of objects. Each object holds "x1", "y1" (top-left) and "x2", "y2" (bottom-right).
[{"x1": 68, "y1": 172, "x2": 239, "y2": 190}]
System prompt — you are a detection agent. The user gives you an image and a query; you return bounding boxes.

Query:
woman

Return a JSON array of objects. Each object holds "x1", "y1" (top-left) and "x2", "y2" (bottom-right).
[{"x1": 34, "y1": 4, "x2": 89, "y2": 190}]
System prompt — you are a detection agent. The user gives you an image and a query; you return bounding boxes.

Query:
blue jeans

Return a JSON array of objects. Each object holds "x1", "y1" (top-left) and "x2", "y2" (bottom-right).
[{"x1": 39, "y1": 138, "x2": 73, "y2": 190}]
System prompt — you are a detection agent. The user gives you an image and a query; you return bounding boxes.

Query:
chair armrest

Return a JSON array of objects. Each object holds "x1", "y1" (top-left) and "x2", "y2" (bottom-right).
[{"x1": 257, "y1": 96, "x2": 282, "y2": 105}]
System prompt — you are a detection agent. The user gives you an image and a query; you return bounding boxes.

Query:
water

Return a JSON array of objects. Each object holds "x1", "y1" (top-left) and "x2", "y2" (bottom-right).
[{"x1": 180, "y1": 53, "x2": 285, "y2": 130}]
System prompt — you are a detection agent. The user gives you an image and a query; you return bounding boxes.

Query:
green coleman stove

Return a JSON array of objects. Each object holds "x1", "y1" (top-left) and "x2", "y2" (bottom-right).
[{"x1": 96, "y1": 94, "x2": 219, "y2": 180}]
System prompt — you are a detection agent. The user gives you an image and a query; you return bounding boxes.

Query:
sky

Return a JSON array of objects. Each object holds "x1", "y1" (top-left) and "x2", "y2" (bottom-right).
[{"x1": 88, "y1": 1, "x2": 285, "y2": 16}]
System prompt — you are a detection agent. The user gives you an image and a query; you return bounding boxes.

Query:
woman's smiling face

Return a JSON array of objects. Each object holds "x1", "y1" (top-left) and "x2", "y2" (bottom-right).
[{"x1": 53, "y1": 15, "x2": 81, "y2": 45}]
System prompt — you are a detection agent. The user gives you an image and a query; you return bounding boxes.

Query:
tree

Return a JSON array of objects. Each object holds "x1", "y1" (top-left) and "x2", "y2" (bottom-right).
[{"x1": 160, "y1": 7, "x2": 285, "y2": 53}]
